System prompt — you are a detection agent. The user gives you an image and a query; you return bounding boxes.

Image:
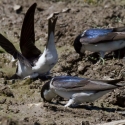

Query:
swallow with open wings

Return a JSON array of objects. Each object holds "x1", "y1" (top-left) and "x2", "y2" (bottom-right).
[
  {"x1": 41, "y1": 76, "x2": 125, "y2": 107},
  {"x1": 73, "y1": 27, "x2": 125, "y2": 64},
  {"x1": 0, "y1": 3, "x2": 58, "y2": 79}
]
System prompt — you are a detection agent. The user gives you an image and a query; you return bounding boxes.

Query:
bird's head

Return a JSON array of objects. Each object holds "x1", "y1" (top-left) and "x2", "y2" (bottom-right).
[
  {"x1": 41, "y1": 80, "x2": 56, "y2": 102},
  {"x1": 73, "y1": 34, "x2": 85, "y2": 57},
  {"x1": 41, "y1": 81, "x2": 51, "y2": 102}
]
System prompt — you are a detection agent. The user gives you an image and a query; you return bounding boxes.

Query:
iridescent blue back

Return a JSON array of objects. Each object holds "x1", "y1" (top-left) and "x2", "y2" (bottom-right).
[
  {"x1": 53, "y1": 76, "x2": 87, "y2": 88},
  {"x1": 84, "y1": 29, "x2": 113, "y2": 38},
  {"x1": 54, "y1": 76, "x2": 84, "y2": 82}
]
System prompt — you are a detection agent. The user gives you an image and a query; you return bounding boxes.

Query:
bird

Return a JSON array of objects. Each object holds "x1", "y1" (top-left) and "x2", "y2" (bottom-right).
[
  {"x1": 73, "y1": 27, "x2": 125, "y2": 64},
  {"x1": 41, "y1": 76, "x2": 125, "y2": 107},
  {"x1": 0, "y1": 3, "x2": 58, "y2": 79}
]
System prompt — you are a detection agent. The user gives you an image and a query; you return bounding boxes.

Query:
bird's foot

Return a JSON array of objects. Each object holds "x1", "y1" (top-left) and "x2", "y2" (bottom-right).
[
  {"x1": 64, "y1": 99, "x2": 74, "y2": 108},
  {"x1": 23, "y1": 75, "x2": 31, "y2": 80},
  {"x1": 96, "y1": 57, "x2": 105, "y2": 65},
  {"x1": 23, "y1": 73, "x2": 39, "y2": 80},
  {"x1": 117, "y1": 50, "x2": 122, "y2": 59}
]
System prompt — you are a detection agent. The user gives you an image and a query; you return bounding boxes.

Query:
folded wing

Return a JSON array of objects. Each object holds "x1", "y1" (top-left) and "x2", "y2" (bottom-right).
[
  {"x1": 80, "y1": 27, "x2": 125, "y2": 44},
  {"x1": 52, "y1": 76, "x2": 122, "y2": 91}
]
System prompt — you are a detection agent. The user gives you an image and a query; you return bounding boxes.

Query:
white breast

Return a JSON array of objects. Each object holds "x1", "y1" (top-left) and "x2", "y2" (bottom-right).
[
  {"x1": 32, "y1": 32, "x2": 58, "y2": 74},
  {"x1": 55, "y1": 90, "x2": 78, "y2": 99},
  {"x1": 55, "y1": 89, "x2": 111, "y2": 103}
]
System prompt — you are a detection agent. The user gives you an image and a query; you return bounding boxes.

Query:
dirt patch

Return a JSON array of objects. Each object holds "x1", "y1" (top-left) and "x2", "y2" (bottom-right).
[{"x1": 0, "y1": 0, "x2": 125, "y2": 125}]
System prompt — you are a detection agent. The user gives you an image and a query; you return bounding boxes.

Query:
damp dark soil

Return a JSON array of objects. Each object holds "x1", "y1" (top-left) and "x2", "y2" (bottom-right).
[{"x1": 1, "y1": 0, "x2": 125, "y2": 125}]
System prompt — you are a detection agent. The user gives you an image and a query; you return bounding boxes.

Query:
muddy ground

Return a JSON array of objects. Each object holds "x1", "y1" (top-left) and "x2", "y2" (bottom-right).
[{"x1": 1, "y1": 0, "x2": 125, "y2": 124}]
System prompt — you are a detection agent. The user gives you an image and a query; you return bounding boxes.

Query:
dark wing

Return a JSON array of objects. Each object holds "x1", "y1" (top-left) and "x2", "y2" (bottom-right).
[
  {"x1": 20, "y1": 3, "x2": 41, "y2": 59},
  {"x1": 113, "y1": 27, "x2": 125, "y2": 32},
  {"x1": 0, "y1": 34, "x2": 32, "y2": 67},
  {"x1": 51, "y1": 76, "x2": 122, "y2": 91},
  {"x1": 80, "y1": 28, "x2": 125, "y2": 45}
]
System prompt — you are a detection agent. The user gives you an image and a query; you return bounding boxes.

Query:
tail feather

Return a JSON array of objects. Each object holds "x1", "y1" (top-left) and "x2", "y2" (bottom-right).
[
  {"x1": 113, "y1": 27, "x2": 125, "y2": 32},
  {"x1": 116, "y1": 82, "x2": 125, "y2": 87}
]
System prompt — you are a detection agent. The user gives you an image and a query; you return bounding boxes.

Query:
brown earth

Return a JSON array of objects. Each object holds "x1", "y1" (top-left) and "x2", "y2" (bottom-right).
[{"x1": 1, "y1": 0, "x2": 125, "y2": 125}]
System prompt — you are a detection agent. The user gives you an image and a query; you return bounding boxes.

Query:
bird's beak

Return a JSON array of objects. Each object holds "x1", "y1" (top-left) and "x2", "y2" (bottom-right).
[
  {"x1": 48, "y1": 14, "x2": 58, "y2": 41},
  {"x1": 45, "y1": 13, "x2": 58, "y2": 48}
]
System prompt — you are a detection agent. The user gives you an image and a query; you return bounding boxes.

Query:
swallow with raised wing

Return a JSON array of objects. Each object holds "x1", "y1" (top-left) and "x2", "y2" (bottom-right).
[
  {"x1": 73, "y1": 27, "x2": 125, "y2": 64},
  {"x1": 0, "y1": 3, "x2": 58, "y2": 79},
  {"x1": 41, "y1": 76, "x2": 124, "y2": 107}
]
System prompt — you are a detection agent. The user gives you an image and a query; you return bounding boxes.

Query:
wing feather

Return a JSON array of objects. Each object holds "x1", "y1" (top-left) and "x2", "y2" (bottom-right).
[
  {"x1": 20, "y1": 3, "x2": 41, "y2": 59},
  {"x1": 0, "y1": 34, "x2": 32, "y2": 67},
  {"x1": 80, "y1": 32, "x2": 125, "y2": 44},
  {"x1": 51, "y1": 76, "x2": 122, "y2": 91}
]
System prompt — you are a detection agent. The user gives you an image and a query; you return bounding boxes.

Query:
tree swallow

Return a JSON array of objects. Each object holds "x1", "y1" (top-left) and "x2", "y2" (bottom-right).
[
  {"x1": 0, "y1": 3, "x2": 58, "y2": 79},
  {"x1": 73, "y1": 27, "x2": 125, "y2": 64},
  {"x1": 41, "y1": 76, "x2": 124, "y2": 107}
]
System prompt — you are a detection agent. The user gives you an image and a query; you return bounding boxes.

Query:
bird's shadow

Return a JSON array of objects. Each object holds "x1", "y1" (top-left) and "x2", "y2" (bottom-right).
[
  {"x1": 72, "y1": 104, "x2": 118, "y2": 112},
  {"x1": 114, "y1": 48, "x2": 125, "y2": 59},
  {"x1": 7, "y1": 74, "x2": 52, "y2": 81},
  {"x1": 87, "y1": 49, "x2": 125, "y2": 64},
  {"x1": 37, "y1": 75, "x2": 52, "y2": 81},
  {"x1": 87, "y1": 52, "x2": 113, "y2": 64},
  {"x1": 54, "y1": 101, "x2": 124, "y2": 113}
]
